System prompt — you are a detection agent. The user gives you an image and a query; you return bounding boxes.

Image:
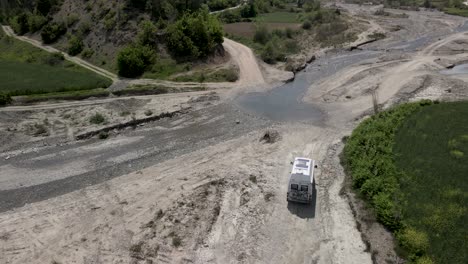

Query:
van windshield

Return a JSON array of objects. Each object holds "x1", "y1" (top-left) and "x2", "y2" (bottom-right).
[
  {"x1": 291, "y1": 184, "x2": 298, "y2": 190},
  {"x1": 301, "y1": 185, "x2": 308, "y2": 192}
]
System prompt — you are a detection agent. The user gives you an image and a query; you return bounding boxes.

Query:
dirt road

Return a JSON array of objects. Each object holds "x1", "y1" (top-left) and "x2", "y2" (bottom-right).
[{"x1": 1, "y1": 5, "x2": 468, "y2": 264}]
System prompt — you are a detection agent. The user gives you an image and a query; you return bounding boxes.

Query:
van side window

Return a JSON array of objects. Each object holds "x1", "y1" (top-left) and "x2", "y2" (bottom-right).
[
  {"x1": 301, "y1": 185, "x2": 308, "y2": 192},
  {"x1": 291, "y1": 184, "x2": 298, "y2": 190}
]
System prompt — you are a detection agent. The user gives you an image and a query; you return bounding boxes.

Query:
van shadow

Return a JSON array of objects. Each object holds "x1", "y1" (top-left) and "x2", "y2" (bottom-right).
[{"x1": 287, "y1": 183, "x2": 317, "y2": 219}]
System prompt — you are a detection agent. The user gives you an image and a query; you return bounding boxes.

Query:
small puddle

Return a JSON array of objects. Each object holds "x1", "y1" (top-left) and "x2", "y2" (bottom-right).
[
  {"x1": 236, "y1": 50, "x2": 380, "y2": 122},
  {"x1": 440, "y1": 63, "x2": 468, "y2": 75}
]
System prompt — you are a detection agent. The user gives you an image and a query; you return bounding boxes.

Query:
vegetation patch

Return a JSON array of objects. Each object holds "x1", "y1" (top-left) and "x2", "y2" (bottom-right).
[
  {"x1": 443, "y1": 7, "x2": 468, "y2": 17},
  {"x1": 112, "y1": 84, "x2": 206, "y2": 97},
  {"x1": 21, "y1": 89, "x2": 110, "y2": 103},
  {"x1": 344, "y1": 100, "x2": 468, "y2": 263},
  {"x1": 254, "y1": 12, "x2": 301, "y2": 23},
  {"x1": 169, "y1": 67, "x2": 239, "y2": 83},
  {"x1": 222, "y1": 1, "x2": 354, "y2": 63},
  {"x1": 0, "y1": 28, "x2": 111, "y2": 96}
]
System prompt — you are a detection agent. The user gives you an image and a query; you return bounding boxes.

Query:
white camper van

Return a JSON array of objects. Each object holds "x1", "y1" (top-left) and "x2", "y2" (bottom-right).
[{"x1": 287, "y1": 157, "x2": 316, "y2": 204}]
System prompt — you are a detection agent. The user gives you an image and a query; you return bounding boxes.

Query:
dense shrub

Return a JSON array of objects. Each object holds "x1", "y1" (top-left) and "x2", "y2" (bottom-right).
[
  {"x1": 36, "y1": 0, "x2": 53, "y2": 16},
  {"x1": 302, "y1": 20, "x2": 312, "y2": 29},
  {"x1": 241, "y1": 3, "x2": 258, "y2": 18},
  {"x1": 342, "y1": 101, "x2": 459, "y2": 262},
  {"x1": 0, "y1": 94, "x2": 13, "y2": 106},
  {"x1": 166, "y1": 9, "x2": 224, "y2": 60},
  {"x1": 137, "y1": 20, "x2": 158, "y2": 47},
  {"x1": 10, "y1": 13, "x2": 29, "y2": 35},
  {"x1": 67, "y1": 35, "x2": 83, "y2": 56},
  {"x1": 207, "y1": 0, "x2": 238, "y2": 11},
  {"x1": 117, "y1": 45, "x2": 156, "y2": 77},
  {"x1": 81, "y1": 48, "x2": 94, "y2": 58},
  {"x1": 217, "y1": 9, "x2": 242, "y2": 23},
  {"x1": 253, "y1": 24, "x2": 270, "y2": 45},
  {"x1": 89, "y1": 113, "x2": 106, "y2": 124},
  {"x1": 27, "y1": 14, "x2": 47, "y2": 32},
  {"x1": 41, "y1": 22, "x2": 66, "y2": 44}
]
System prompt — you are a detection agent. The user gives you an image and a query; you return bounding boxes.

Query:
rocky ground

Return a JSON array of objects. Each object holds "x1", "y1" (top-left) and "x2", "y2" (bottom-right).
[{"x1": 1, "y1": 4, "x2": 468, "y2": 264}]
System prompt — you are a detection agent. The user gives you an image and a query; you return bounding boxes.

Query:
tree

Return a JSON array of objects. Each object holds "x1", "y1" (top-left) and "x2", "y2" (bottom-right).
[
  {"x1": 10, "y1": 13, "x2": 29, "y2": 35},
  {"x1": 166, "y1": 9, "x2": 224, "y2": 60},
  {"x1": 138, "y1": 20, "x2": 158, "y2": 47},
  {"x1": 67, "y1": 35, "x2": 83, "y2": 56},
  {"x1": 36, "y1": 0, "x2": 52, "y2": 16},
  {"x1": 41, "y1": 22, "x2": 66, "y2": 44},
  {"x1": 117, "y1": 45, "x2": 156, "y2": 77},
  {"x1": 241, "y1": 2, "x2": 258, "y2": 18}
]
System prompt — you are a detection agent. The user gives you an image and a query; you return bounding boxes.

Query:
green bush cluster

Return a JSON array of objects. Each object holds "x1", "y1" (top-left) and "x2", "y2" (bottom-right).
[
  {"x1": 217, "y1": 0, "x2": 271, "y2": 23},
  {"x1": 207, "y1": 0, "x2": 239, "y2": 11},
  {"x1": 67, "y1": 36, "x2": 84, "y2": 56},
  {"x1": 166, "y1": 9, "x2": 224, "y2": 60},
  {"x1": 0, "y1": 94, "x2": 13, "y2": 106},
  {"x1": 344, "y1": 102, "x2": 424, "y2": 229},
  {"x1": 10, "y1": 13, "x2": 47, "y2": 35},
  {"x1": 343, "y1": 100, "x2": 468, "y2": 263},
  {"x1": 41, "y1": 22, "x2": 66, "y2": 44},
  {"x1": 252, "y1": 24, "x2": 298, "y2": 64},
  {"x1": 117, "y1": 45, "x2": 156, "y2": 77}
]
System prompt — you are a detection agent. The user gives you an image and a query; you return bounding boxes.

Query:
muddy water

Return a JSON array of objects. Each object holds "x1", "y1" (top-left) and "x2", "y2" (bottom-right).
[{"x1": 235, "y1": 50, "x2": 380, "y2": 122}]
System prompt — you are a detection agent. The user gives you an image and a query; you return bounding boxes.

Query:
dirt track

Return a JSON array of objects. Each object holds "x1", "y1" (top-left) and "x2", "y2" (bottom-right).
[{"x1": 2, "y1": 4, "x2": 468, "y2": 264}]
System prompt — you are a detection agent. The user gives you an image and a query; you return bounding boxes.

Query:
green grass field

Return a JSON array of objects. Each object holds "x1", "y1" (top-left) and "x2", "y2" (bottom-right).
[
  {"x1": 255, "y1": 12, "x2": 300, "y2": 23},
  {"x1": 344, "y1": 100, "x2": 468, "y2": 264},
  {"x1": 0, "y1": 28, "x2": 112, "y2": 96},
  {"x1": 394, "y1": 101, "x2": 468, "y2": 264},
  {"x1": 444, "y1": 7, "x2": 468, "y2": 17}
]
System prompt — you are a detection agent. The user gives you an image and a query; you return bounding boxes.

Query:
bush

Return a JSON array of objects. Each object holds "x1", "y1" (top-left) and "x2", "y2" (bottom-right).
[
  {"x1": 81, "y1": 48, "x2": 94, "y2": 58},
  {"x1": 241, "y1": 3, "x2": 258, "y2": 18},
  {"x1": 137, "y1": 20, "x2": 158, "y2": 47},
  {"x1": 398, "y1": 228, "x2": 430, "y2": 257},
  {"x1": 172, "y1": 235, "x2": 182, "y2": 247},
  {"x1": 98, "y1": 131, "x2": 109, "y2": 139},
  {"x1": 217, "y1": 9, "x2": 242, "y2": 23},
  {"x1": 28, "y1": 14, "x2": 47, "y2": 32},
  {"x1": 0, "y1": 94, "x2": 12, "y2": 106},
  {"x1": 66, "y1": 14, "x2": 79, "y2": 27},
  {"x1": 36, "y1": 0, "x2": 53, "y2": 16},
  {"x1": 10, "y1": 13, "x2": 29, "y2": 35},
  {"x1": 253, "y1": 24, "x2": 270, "y2": 45},
  {"x1": 90, "y1": 113, "x2": 106, "y2": 124},
  {"x1": 67, "y1": 35, "x2": 83, "y2": 56},
  {"x1": 41, "y1": 22, "x2": 66, "y2": 44},
  {"x1": 117, "y1": 44, "x2": 156, "y2": 77},
  {"x1": 166, "y1": 9, "x2": 224, "y2": 60}
]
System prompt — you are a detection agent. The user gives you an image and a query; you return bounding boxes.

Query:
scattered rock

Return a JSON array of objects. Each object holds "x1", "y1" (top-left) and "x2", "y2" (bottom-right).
[
  {"x1": 236, "y1": 120, "x2": 240, "y2": 124},
  {"x1": 446, "y1": 64, "x2": 455, "y2": 69},
  {"x1": 260, "y1": 130, "x2": 281, "y2": 144}
]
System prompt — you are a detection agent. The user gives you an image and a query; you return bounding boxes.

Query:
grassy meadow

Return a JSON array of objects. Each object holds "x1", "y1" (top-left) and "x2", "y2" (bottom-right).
[
  {"x1": 344, "y1": 100, "x2": 467, "y2": 264},
  {"x1": 394, "y1": 101, "x2": 468, "y2": 264},
  {"x1": 0, "y1": 28, "x2": 111, "y2": 96}
]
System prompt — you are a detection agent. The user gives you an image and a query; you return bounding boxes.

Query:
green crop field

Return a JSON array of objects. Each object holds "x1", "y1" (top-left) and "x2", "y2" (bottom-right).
[
  {"x1": 394, "y1": 101, "x2": 468, "y2": 264},
  {"x1": 255, "y1": 12, "x2": 300, "y2": 23},
  {"x1": 344, "y1": 100, "x2": 468, "y2": 264},
  {"x1": 0, "y1": 28, "x2": 111, "y2": 96},
  {"x1": 444, "y1": 7, "x2": 468, "y2": 17}
]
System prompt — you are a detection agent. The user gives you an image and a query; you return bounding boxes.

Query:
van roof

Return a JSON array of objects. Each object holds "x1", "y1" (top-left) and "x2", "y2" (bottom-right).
[
  {"x1": 291, "y1": 157, "x2": 312, "y2": 176},
  {"x1": 290, "y1": 157, "x2": 315, "y2": 183}
]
